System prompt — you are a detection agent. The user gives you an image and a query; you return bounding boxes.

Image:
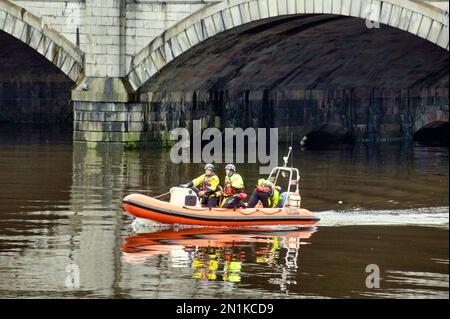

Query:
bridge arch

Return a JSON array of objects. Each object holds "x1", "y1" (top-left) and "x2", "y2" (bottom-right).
[
  {"x1": 413, "y1": 103, "x2": 449, "y2": 142},
  {"x1": 0, "y1": 0, "x2": 83, "y2": 82},
  {"x1": 304, "y1": 123, "x2": 355, "y2": 146},
  {"x1": 127, "y1": 0, "x2": 449, "y2": 90},
  {"x1": 413, "y1": 120, "x2": 449, "y2": 145}
]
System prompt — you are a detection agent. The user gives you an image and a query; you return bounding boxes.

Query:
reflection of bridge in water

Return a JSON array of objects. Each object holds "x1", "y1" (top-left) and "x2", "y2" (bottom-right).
[{"x1": 122, "y1": 226, "x2": 315, "y2": 291}]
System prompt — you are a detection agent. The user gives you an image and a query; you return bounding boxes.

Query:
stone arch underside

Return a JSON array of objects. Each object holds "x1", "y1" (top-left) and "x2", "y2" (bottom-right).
[
  {"x1": 0, "y1": 0, "x2": 83, "y2": 82},
  {"x1": 127, "y1": 0, "x2": 449, "y2": 90},
  {"x1": 131, "y1": 12, "x2": 448, "y2": 143},
  {"x1": 0, "y1": 0, "x2": 84, "y2": 123}
]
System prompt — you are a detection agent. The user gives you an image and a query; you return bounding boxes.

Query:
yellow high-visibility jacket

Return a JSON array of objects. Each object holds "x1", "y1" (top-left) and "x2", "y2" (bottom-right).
[
  {"x1": 257, "y1": 179, "x2": 280, "y2": 207},
  {"x1": 192, "y1": 174, "x2": 220, "y2": 197},
  {"x1": 224, "y1": 173, "x2": 244, "y2": 196}
]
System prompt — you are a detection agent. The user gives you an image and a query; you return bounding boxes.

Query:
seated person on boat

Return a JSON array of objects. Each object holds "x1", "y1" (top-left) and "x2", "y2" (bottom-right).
[
  {"x1": 181, "y1": 164, "x2": 220, "y2": 207},
  {"x1": 218, "y1": 164, "x2": 247, "y2": 208},
  {"x1": 247, "y1": 179, "x2": 281, "y2": 208}
]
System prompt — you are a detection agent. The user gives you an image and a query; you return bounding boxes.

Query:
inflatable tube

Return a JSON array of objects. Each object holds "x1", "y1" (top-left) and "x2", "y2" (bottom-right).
[{"x1": 122, "y1": 194, "x2": 320, "y2": 227}]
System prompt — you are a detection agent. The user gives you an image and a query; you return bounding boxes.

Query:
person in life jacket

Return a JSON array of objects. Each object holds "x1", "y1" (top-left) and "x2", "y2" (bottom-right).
[
  {"x1": 181, "y1": 163, "x2": 220, "y2": 207},
  {"x1": 218, "y1": 164, "x2": 247, "y2": 208},
  {"x1": 246, "y1": 178, "x2": 281, "y2": 208}
]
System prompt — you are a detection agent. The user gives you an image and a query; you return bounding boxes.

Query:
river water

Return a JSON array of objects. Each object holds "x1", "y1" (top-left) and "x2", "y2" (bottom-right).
[{"x1": 0, "y1": 125, "x2": 448, "y2": 299}]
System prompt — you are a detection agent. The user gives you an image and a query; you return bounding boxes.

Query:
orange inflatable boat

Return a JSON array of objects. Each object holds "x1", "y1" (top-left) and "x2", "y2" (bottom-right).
[
  {"x1": 122, "y1": 192, "x2": 319, "y2": 227},
  {"x1": 122, "y1": 155, "x2": 320, "y2": 227}
]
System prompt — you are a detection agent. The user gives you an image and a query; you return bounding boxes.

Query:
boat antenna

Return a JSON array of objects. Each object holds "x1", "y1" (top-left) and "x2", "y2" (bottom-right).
[
  {"x1": 282, "y1": 146, "x2": 292, "y2": 167},
  {"x1": 290, "y1": 131, "x2": 293, "y2": 168},
  {"x1": 273, "y1": 146, "x2": 292, "y2": 186}
]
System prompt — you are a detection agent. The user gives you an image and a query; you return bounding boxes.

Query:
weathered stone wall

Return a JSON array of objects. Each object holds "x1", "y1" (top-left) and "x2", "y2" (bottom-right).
[
  {"x1": 71, "y1": 77, "x2": 149, "y2": 146},
  {"x1": 144, "y1": 87, "x2": 449, "y2": 143},
  {"x1": 10, "y1": 0, "x2": 215, "y2": 77},
  {"x1": 73, "y1": 101, "x2": 147, "y2": 145},
  {"x1": 124, "y1": 1, "x2": 214, "y2": 73},
  {"x1": 0, "y1": 74, "x2": 73, "y2": 123},
  {"x1": 10, "y1": 0, "x2": 86, "y2": 46}
]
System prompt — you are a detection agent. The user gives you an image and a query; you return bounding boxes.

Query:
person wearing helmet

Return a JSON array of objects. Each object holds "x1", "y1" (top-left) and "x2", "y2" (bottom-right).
[
  {"x1": 246, "y1": 178, "x2": 281, "y2": 208},
  {"x1": 181, "y1": 163, "x2": 220, "y2": 207},
  {"x1": 219, "y1": 164, "x2": 246, "y2": 208}
]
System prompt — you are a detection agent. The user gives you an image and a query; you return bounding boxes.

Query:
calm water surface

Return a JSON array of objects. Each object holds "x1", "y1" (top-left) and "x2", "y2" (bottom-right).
[{"x1": 0, "y1": 126, "x2": 448, "y2": 298}]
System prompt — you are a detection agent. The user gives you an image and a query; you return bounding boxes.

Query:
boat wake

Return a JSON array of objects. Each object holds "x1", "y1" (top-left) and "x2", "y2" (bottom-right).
[
  {"x1": 130, "y1": 218, "x2": 316, "y2": 233},
  {"x1": 316, "y1": 206, "x2": 449, "y2": 228},
  {"x1": 129, "y1": 206, "x2": 449, "y2": 231}
]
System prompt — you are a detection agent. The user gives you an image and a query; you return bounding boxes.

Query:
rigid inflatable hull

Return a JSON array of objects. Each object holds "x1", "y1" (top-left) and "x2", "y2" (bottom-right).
[{"x1": 122, "y1": 194, "x2": 320, "y2": 227}]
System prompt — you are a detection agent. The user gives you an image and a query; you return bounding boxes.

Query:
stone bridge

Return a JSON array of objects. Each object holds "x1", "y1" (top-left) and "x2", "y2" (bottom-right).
[{"x1": 0, "y1": 0, "x2": 448, "y2": 146}]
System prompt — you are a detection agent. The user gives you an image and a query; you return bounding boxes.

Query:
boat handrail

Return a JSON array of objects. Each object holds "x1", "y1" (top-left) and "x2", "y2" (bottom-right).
[{"x1": 267, "y1": 147, "x2": 301, "y2": 208}]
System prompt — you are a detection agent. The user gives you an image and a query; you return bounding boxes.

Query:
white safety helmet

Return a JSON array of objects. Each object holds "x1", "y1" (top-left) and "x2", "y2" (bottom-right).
[{"x1": 225, "y1": 164, "x2": 236, "y2": 172}]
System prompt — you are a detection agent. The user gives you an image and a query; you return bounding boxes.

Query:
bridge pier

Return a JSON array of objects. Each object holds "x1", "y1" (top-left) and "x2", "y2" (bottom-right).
[
  {"x1": 71, "y1": 0, "x2": 145, "y2": 148},
  {"x1": 71, "y1": 77, "x2": 149, "y2": 149}
]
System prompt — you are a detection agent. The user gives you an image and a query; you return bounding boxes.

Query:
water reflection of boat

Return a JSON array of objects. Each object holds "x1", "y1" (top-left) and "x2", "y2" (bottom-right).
[{"x1": 122, "y1": 227, "x2": 316, "y2": 284}]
